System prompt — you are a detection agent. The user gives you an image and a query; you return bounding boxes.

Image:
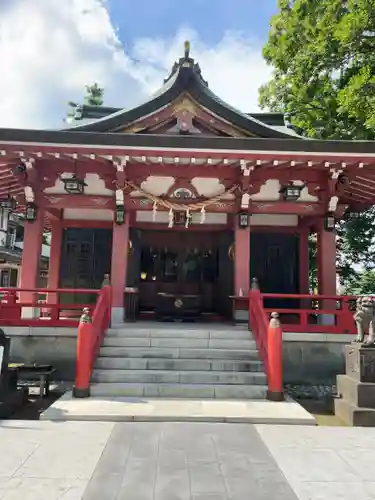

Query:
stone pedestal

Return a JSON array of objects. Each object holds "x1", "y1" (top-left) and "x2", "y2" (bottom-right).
[
  {"x1": 345, "y1": 343, "x2": 375, "y2": 382},
  {"x1": 335, "y1": 343, "x2": 375, "y2": 426}
]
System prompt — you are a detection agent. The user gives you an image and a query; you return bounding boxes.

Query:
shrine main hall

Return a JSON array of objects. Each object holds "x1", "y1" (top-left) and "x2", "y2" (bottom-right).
[{"x1": 0, "y1": 43, "x2": 374, "y2": 323}]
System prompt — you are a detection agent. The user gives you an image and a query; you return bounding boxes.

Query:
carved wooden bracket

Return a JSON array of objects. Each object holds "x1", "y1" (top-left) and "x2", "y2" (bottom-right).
[
  {"x1": 239, "y1": 162, "x2": 255, "y2": 209},
  {"x1": 175, "y1": 109, "x2": 194, "y2": 134},
  {"x1": 113, "y1": 157, "x2": 128, "y2": 188},
  {"x1": 165, "y1": 178, "x2": 199, "y2": 200},
  {"x1": 328, "y1": 167, "x2": 347, "y2": 213}
]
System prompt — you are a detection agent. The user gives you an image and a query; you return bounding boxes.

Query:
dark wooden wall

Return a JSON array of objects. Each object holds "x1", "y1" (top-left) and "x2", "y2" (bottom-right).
[
  {"x1": 251, "y1": 232, "x2": 300, "y2": 308},
  {"x1": 59, "y1": 228, "x2": 112, "y2": 303}
]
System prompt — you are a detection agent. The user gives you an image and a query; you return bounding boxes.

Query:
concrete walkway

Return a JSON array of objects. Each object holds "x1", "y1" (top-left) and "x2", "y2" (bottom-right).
[
  {"x1": 2, "y1": 420, "x2": 375, "y2": 499},
  {"x1": 40, "y1": 392, "x2": 316, "y2": 425}
]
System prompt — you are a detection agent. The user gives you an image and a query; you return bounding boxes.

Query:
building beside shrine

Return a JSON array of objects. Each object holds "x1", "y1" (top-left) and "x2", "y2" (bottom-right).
[
  {"x1": 0, "y1": 212, "x2": 49, "y2": 288},
  {"x1": 0, "y1": 41, "x2": 374, "y2": 323}
]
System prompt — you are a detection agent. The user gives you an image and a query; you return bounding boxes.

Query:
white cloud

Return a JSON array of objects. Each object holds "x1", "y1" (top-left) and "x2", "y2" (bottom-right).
[{"x1": 0, "y1": 0, "x2": 272, "y2": 129}]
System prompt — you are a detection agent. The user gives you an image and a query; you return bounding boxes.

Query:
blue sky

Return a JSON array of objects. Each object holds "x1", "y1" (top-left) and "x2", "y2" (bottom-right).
[
  {"x1": 108, "y1": 0, "x2": 278, "y2": 47},
  {"x1": 0, "y1": 0, "x2": 279, "y2": 128}
]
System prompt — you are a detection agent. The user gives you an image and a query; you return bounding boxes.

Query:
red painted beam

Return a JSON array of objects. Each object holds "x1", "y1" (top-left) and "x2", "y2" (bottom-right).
[
  {"x1": 126, "y1": 199, "x2": 235, "y2": 213},
  {"x1": 2, "y1": 143, "x2": 375, "y2": 165},
  {"x1": 46, "y1": 208, "x2": 62, "y2": 221},
  {"x1": 43, "y1": 194, "x2": 114, "y2": 209},
  {"x1": 250, "y1": 202, "x2": 325, "y2": 216}
]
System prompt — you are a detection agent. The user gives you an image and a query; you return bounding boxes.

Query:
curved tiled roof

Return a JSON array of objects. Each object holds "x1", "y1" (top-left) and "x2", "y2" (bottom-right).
[{"x1": 63, "y1": 52, "x2": 302, "y2": 139}]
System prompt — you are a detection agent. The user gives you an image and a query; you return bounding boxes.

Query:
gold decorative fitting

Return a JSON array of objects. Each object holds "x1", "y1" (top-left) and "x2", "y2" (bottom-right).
[
  {"x1": 228, "y1": 243, "x2": 234, "y2": 260},
  {"x1": 184, "y1": 40, "x2": 190, "y2": 59},
  {"x1": 174, "y1": 298, "x2": 183, "y2": 308},
  {"x1": 79, "y1": 308, "x2": 92, "y2": 324}
]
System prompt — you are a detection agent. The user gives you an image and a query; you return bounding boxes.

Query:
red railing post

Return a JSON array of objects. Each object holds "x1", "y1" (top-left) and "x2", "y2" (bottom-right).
[
  {"x1": 267, "y1": 312, "x2": 284, "y2": 402},
  {"x1": 73, "y1": 308, "x2": 93, "y2": 398}
]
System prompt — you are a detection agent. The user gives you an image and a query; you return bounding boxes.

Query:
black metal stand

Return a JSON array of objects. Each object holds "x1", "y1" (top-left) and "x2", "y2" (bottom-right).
[{"x1": 124, "y1": 291, "x2": 139, "y2": 322}]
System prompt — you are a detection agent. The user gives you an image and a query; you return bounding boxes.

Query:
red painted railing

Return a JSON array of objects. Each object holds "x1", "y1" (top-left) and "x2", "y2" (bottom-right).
[
  {"x1": 260, "y1": 293, "x2": 357, "y2": 334},
  {"x1": 248, "y1": 289, "x2": 284, "y2": 400},
  {"x1": 0, "y1": 288, "x2": 100, "y2": 327},
  {"x1": 74, "y1": 285, "x2": 112, "y2": 397},
  {"x1": 248, "y1": 288, "x2": 269, "y2": 371}
]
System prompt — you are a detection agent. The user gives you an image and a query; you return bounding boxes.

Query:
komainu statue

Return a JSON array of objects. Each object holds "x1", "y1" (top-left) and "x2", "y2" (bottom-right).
[{"x1": 354, "y1": 296, "x2": 375, "y2": 346}]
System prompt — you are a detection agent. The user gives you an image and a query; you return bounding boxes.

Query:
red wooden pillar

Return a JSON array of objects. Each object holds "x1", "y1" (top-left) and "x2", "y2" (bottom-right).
[
  {"x1": 317, "y1": 224, "x2": 337, "y2": 296},
  {"x1": 19, "y1": 207, "x2": 44, "y2": 313},
  {"x1": 317, "y1": 220, "x2": 337, "y2": 323},
  {"x1": 233, "y1": 224, "x2": 250, "y2": 323},
  {"x1": 234, "y1": 225, "x2": 250, "y2": 295},
  {"x1": 110, "y1": 211, "x2": 130, "y2": 324},
  {"x1": 47, "y1": 221, "x2": 63, "y2": 305}
]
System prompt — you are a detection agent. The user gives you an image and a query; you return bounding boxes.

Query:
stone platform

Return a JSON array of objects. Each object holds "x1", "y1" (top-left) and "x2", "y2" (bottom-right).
[
  {"x1": 40, "y1": 391, "x2": 316, "y2": 425},
  {"x1": 335, "y1": 343, "x2": 375, "y2": 425}
]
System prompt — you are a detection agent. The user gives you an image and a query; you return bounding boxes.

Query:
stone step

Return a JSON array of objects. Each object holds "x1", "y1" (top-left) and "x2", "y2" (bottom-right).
[
  {"x1": 337, "y1": 374, "x2": 375, "y2": 409},
  {"x1": 99, "y1": 346, "x2": 260, "y2": 360},
  {"x1": 94, "y1": 357, "x2": 264, "y2": 372},
  {"x1": 334, "y1": 397, "x2": 375, "y2": 426},
  {"x1": 102, "y1": 337, "x2": 256, "y2": 349},
  {"x1": 91, "y1": 369, "x2": 266, "y2": 385},
  {"x1": 89, "y1": 382, "x2": 268, "y2": 399},
  {"x1": 107, "y1": 328, "x2": 253, "y2": 340}
]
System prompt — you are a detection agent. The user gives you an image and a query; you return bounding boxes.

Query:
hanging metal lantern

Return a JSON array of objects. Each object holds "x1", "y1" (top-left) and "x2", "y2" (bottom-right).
[
  {"x1": 61, "y1": 174, "x2": 86, "y2": 194},
  {"x1": 115, "y1": 205, "x2": 125, "y2": 225},
  {"x1": 324, "y1": 212, "x2": 335, "y2": 231},
  {"x1": 25, "y1": 203, "x2": 38, "y2": 222},
  {"x1": 280, "y1": 183, "x2": 304, "y2": 201},
  {"x1": 238, "y1": 212, "x2": 250, "y2": 229}
]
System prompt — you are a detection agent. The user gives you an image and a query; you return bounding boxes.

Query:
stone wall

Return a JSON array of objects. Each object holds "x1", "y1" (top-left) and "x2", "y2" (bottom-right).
[
  {"x1": 4, "y1": 327, "x2": 77, "y2": 380},
  {"x1": 282, "y1": 333, "x2": 350, "y2": 384}
]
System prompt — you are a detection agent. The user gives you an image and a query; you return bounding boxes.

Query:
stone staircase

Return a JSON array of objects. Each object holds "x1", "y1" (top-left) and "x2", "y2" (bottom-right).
[{"x1": 90, "y1": 325, "x2": 267, "y2": 399}]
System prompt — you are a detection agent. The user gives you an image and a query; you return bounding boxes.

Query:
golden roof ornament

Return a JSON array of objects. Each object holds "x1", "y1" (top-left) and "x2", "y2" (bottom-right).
[{"x1": 184, "y1": 40, "x2": 190, "y2": 59}]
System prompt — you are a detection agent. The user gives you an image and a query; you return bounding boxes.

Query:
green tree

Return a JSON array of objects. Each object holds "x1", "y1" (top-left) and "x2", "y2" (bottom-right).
[
  {"x1": 65, "y1": 83, "x2": 104, "y2": 122},
  {"x1": 260, "y1": 0, "x2": 375, "y2": 292},
  {"x1": 84, "y1": 83, "x2": 104, "y2": 106}
]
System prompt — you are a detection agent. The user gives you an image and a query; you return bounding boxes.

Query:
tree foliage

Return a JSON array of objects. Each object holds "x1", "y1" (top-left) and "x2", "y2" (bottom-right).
[
  {"x1": 260, "y1": 0, "x2": 375, "y2": 293},
  {"x1": 260, "y1": 0, "x2": 375, "y2": 140},
  {"x1": 65, "y1": 83, "x2": 104, "y2": 122},
  {"x1": 84, "y1": 83, "x2": 104, "y2": 106}
]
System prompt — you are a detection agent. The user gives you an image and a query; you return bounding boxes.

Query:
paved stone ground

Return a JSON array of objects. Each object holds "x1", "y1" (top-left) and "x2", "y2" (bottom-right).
[
  {"x1": 82, "y1": 422, "x2": 298, "y2": 500},
  {"x1": 2, "y1": 421, "x2": 375, "y2": 499}
]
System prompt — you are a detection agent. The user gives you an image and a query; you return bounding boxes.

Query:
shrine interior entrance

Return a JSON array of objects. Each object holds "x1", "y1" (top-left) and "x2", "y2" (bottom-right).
[
  {"x1": 138, "y1": 230, "x2": 227, "y2": 319},
  {"x1": 250, "y1": 232, "x2": 300, "y2": 309}
]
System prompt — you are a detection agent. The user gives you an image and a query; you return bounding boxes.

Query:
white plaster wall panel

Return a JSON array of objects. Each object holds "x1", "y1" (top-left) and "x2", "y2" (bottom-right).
[
  {"x1": 63, "y1": 208, "x2": 112, "y2": 220},
  {"x1": 190, "y1": 212, "x2": 227, "y2": 224},
  {"x1": 190, "y1": 178, "x2": 225, "y2": 197},
  {"x1": 251, "y1": 178, "x2": 318, "y2": 202},
  {"x1": 292, "y1": 179, "x2": 319, "y2": 202},
  {"x1": 44, "y1": 178, "x2": 65, "y2": 194},
  {"x1": 44, "y1": 173, "x2": 113, "y2": 196},
  {"x1": 251, "y1": 179, "x2": 280, "y2": 201},
  {"x1": 140, "y1": 176, "x2": 175, "y2": 196},
  {"x1": 250, "y1": 214, "x2": 298, "y2": 226},
  {"x1": 136, "y1": 211, "x2": 227, "y2": 224},
  {"x1": 136, "y1": 211, "x2": 169, "y2": 223}
]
